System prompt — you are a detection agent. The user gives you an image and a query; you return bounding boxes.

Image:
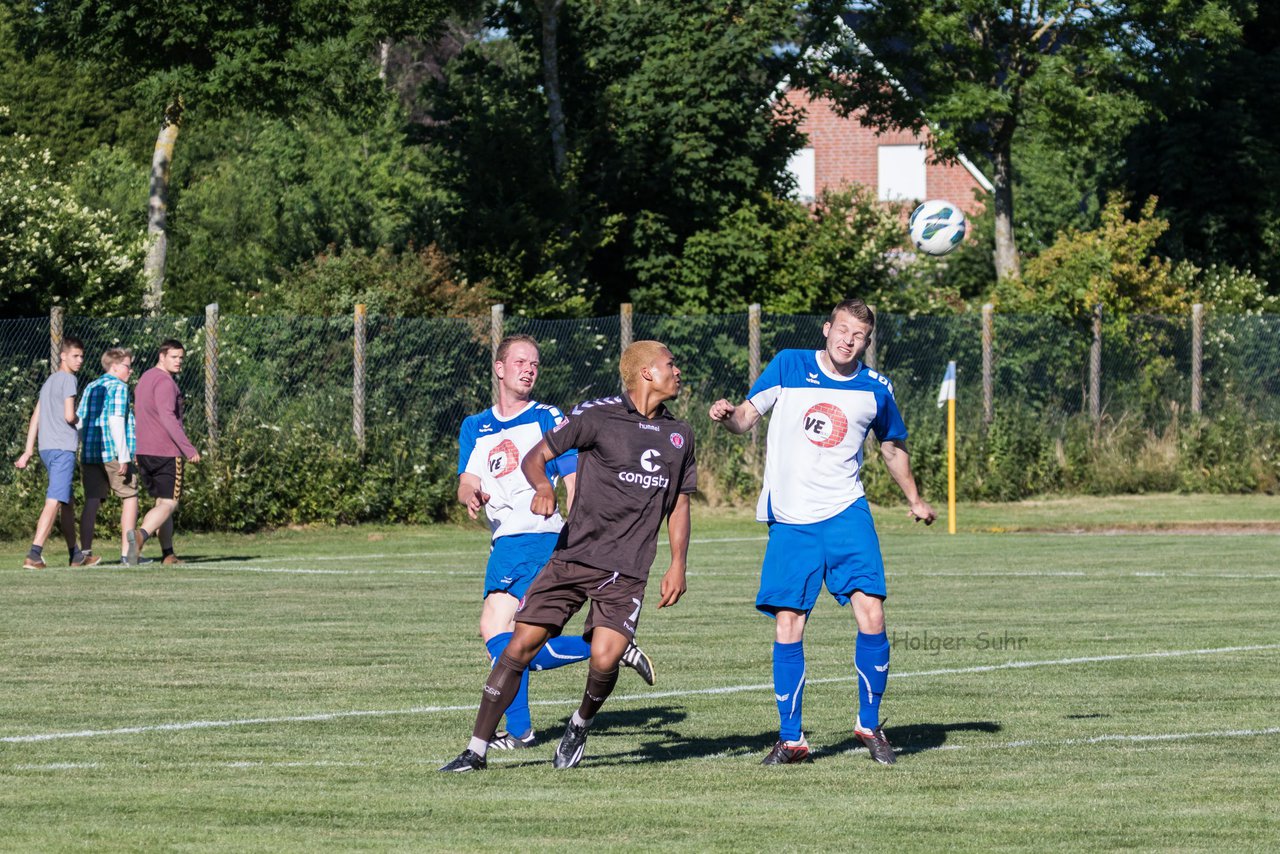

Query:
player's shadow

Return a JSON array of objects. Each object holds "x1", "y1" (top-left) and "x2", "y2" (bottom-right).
[
  {"x1": 172, "y1": 555, "x2": 256, "y2": 564},
  {"x1": 557, "y1": 705, "x2": 779, "y2": 767},
  {"x1": 825, "y1": 720, "x2": 1002, "y2": 758}
]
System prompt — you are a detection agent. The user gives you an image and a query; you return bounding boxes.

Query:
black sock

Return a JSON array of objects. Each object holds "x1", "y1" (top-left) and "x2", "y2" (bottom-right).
[
  {"x1": 28, "y1": 544, "x2": 43, "y2": 560},
  {"x1": 162, "y1": 547, "x2": 175, "y2": 558}
]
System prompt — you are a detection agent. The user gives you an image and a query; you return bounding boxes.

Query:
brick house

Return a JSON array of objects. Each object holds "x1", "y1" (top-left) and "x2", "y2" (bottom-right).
[{"x1": 783, "y1": 87, "x2": 990, "y2": 215}]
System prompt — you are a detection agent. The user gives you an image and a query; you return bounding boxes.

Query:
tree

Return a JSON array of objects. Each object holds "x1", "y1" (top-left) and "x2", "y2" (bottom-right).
[
  {"x1": 424, "y1": 0, "x2": 848, "y2": 314},
  {"x1": 0, "y1": 132, "x2": 145, "y2": 316},
  {"x1": 821, "y1": 1, "x2": 1249, "y2": 282},
  {"x1": 1120, "y1": 3, "x2": 1280, "y2": 292},
  {"x1": 11, "y1": 0, "x2": 468, "y2": 312}
]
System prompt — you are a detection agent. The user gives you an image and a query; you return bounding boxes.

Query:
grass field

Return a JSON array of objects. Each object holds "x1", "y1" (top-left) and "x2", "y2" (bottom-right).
[{"x1": 2, "y1": 495, "x2": 1279, "y2": 851}]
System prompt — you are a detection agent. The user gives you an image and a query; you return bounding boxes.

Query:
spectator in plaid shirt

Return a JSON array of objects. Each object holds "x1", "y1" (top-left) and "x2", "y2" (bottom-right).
[{"x1": 77, "y1": 347, "x2": 140, "y2": 565}]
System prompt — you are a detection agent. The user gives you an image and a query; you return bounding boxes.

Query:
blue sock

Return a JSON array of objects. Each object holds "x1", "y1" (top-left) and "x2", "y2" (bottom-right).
[
  {"x1": 529, "y1": 635, "x2": 592, "y2": 671},
  {"x1": 485, "y1": 633, "x2": 532, "y2": 738},
  {"x1": 773, "y1": 641, "x2": 806, "y2": 742},
  {"x1": 855, "y1": 631, "x2": 890, "y2": 730}
]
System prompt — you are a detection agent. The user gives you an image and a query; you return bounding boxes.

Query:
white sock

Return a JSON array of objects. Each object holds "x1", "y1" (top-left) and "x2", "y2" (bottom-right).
[
  {"x1": 571, "y1": 710, "x2": 592, "y2": 729},
  {"x1": 468, "y1": 736, "x2": 489, "y2": 757}
]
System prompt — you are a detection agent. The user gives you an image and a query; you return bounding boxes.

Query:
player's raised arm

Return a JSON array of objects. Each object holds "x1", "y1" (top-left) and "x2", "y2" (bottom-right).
[
  {"x1": 708, "y1": 398, "x2": 761, "y2": 434},
  {"x1": 879, "y1": 439, "x2": 936, "y2": 525},
  {"x1": 658, "y1": 492, "x2": 690, "y2": 608},
  {"x1": 520, "y1": 437, "x2": 559, "y2": 518}
]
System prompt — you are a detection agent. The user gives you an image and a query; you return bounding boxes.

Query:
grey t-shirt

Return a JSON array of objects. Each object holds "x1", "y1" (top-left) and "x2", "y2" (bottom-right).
[
  {"x1": 543, "y1": 392, "x2": 697, "y2": 580},
  {"x1": 38, "y1": 371, "x2": 79, "y2": 452}
]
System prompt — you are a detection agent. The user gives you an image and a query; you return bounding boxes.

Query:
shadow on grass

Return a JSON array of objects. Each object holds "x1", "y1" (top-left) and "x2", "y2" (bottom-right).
[{"x1": 825, "y1": 720, "x2": 1002, "y2": 758}]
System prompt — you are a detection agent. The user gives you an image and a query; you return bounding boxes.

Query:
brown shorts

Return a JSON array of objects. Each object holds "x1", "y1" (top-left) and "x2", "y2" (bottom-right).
[
  {"x1": 82, "y1": 461, "x2": 138, "y2": 500},
  {"x1": 138, "y1": 455, "x2": 184, "y2": 501},
  {"x1": 516, "y1": 558, "x2": 648, "y2": 641}
]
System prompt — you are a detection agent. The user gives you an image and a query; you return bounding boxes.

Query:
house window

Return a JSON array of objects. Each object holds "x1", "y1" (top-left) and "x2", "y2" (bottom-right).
[
  {"x1": 877, "y1": 144, "x2": 926, "y2": 201},
  {"x1": 787, "y1": 147, "x2": 816, "y2": 202}
]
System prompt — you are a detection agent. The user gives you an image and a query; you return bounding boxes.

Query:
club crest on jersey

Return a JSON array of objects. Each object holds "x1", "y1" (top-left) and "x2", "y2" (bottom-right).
[
  {"x1": 802, "y1": 402, "x2": 848, "y2": 448},
  {"x1": 670, "y1": 432, "x2": 684, "y2": 449},
  {"x1": 487, "y1": 438, "x2": 520, "y2": 478}
]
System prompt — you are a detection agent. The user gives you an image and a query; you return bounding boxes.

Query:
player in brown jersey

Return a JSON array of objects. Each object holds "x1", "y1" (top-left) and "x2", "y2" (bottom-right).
[{"x1": 441, "y1": 341, "x2": 698, "y2": 772}]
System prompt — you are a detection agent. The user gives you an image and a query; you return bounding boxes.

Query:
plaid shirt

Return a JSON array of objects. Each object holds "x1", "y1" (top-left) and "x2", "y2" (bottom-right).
[{"x1": 77, "y1": 374, "x2": 136, "y2": 464}]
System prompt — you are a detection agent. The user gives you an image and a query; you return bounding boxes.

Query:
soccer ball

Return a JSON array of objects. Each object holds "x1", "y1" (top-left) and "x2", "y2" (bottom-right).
[{"x1": 908, "y1": 200, "x2": 967, "y2": 256}]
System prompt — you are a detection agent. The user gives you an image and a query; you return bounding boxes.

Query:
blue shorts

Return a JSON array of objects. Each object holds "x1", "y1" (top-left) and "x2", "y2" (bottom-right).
[
  {"x1": 484, "y1": 532, "x2": 560, "y2": 601},
  {"x1": 39, "y1": 450, "x2": 77, "y2": 504},
  {"x1": 756, "y1": 497, "x2": 886, "y2": 616}
]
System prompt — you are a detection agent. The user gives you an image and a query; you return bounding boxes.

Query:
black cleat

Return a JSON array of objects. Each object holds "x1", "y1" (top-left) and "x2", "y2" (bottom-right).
[
  {"x1": 488, "y1": 729, "x2": 536, "y2": 750},
  {"x1": 553, "y1": 720, "x2": 590, "y2": 769},
  {"x1": 439, "y1": 749, "x2": 487, "y2": 772},
  {"x1": 620, "y1": 641, "x2": 656, "y2": 686},
  {"x1": 761, "y1": 737, "x2": 812, "y2": 765},
  {"x1": 854, "y1": 722, "x2": 897, "y2": 765}
]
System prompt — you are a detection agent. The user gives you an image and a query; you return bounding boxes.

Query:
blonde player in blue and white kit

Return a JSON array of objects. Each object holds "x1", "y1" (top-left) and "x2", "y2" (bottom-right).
[
  {"x1": 458, "y1": 335, "x2": 654, "y2": 750},
  {"x1": 709, "y1": 299, "x2": 935, "y2": 766}
]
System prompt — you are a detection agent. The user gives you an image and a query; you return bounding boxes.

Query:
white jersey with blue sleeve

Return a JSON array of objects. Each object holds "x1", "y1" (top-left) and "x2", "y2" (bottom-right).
[
  {"x1": 748, "y1": 349, "x2": 908, "y2": 524},
  {"x1": 457, "y1": 400, "x2": 578, "y2": 540}
]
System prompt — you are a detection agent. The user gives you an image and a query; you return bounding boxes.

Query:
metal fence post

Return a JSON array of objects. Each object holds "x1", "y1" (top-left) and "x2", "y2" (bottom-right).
[
  {"x1": 1191, "y1": 303, "x2": 1203, "y2": 415},
  {"x1": 865, "y1": 304, "x2": 877, "y2": 370},
  {"x1": 49, "y1": 306, "x2": 64, "y2": 372},
  {"x1": 982, "y1": 303, "x2": 994, "y2": 424},
  {"x1": 620, "y1": 303, "x2": 633, "y2": 354},
  {"x1": 748, "y1": 303, "x2": 761, "y2": 449},
  {"x1": 204, "y1": 303, "x2": 219, "y2": 456},
  {"x1": 490, "y1": 303, "x2": 504, "y2": 406},
  {"x1": 353, "y1": 304, "x2": 367, "y2": 452},
  {"x1": 1090, "y1": 304, "x2": 1103, "y2": 426}
]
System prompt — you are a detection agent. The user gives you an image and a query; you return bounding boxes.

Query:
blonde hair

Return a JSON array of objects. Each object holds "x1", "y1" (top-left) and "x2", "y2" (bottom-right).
[
  {"x1": 619, "y1": 340, "x2": 669, "y2": 390},
  {"x1": 101, "y1": 347, "x2": 133, "y2": 370}
]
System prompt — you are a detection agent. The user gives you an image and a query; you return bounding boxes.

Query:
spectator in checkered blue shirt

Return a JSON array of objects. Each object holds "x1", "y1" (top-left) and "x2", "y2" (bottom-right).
[{"x1": 76, "y1": 347, "x2": 140, "y2": 565}]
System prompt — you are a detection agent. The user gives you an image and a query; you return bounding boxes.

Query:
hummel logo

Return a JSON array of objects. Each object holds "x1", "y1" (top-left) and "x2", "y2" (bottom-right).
[
  {"x1": 479, "y1": 423, "x2": 494, "y2": 433},
  {"x1": 775, "y1": 692, "x2": 790, "y2": 702},
  {"x1": 806, "y1": 372, "x2": 820, "y2": 385},
  {"x1": 874, "y1": 663, "x2": 889, "y2": 672}
]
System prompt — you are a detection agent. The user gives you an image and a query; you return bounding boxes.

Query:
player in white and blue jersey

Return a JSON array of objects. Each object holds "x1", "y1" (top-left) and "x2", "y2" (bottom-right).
[
  {"x1": 457, "y1": 335, "x2": 654, "y2": 750},
  {"x1": 709, "y1": 299, "x2": 935, "y2": 766}
]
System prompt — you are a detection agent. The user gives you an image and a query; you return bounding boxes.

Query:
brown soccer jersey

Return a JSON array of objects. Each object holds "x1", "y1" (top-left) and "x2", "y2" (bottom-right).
[{"x1": 542, "y1": 392, "x2": 697, "y2": 580}]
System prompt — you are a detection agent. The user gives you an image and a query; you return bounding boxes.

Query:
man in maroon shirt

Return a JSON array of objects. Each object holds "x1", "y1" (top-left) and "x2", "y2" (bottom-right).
[
  {"x1": 126, "y1": 339, "x2": 201, "y2": 566},
  {"x1": 441, "y1": 340, "x2": 697, "y2": 772}
]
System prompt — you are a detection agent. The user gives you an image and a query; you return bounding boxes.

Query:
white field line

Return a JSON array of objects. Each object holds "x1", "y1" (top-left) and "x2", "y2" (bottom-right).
[{"x1": 5, "y1": 643, "x2": 1277, "y2": 745}]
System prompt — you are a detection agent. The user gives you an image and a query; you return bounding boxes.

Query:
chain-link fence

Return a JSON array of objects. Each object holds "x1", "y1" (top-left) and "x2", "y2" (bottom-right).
[
  {"x1": 5, "y1": 306, "x2": 1279, "y2": 447},
  {"x1": 2, "y1": 305, "x2": 1277, "y2": 533}
]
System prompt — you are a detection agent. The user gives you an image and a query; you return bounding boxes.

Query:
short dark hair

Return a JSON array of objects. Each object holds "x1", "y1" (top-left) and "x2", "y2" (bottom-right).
[
  {"x1": 495, "y1": 334, "x2": 538, "y2": 362},
  {"x1": 60, "y1": 336, "x2": 84, "y2": 354},
  {"x1": 157, "y1": 338, "x2": 185, "y2": 356},
  {"x1": 829, "y1": 299, "x2": 875, "y2": 329}
]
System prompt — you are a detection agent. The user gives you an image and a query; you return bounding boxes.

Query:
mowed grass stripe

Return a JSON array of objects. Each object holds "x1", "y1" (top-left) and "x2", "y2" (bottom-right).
[
  {"x1": 5, "y1": 643, "x2": 1276, "y2": 743},
  {"x1": 3, "y1": 497, "x2": 1279, "y2": 851}
]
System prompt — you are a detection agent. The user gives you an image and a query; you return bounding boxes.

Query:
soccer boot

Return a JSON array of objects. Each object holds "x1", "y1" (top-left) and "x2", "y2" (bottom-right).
[
  {"x1": 438, "y1": 749, "x2": 486, "y2": 772},
  {"x1": 488, "y1": 729, "x2": 537, "y2": 750},
  {"x1": 620, "y1": 641, "x2": 656, "y2": 686},
  {"x1": 853, "y1": 721, "x2": 897, "y2": 765},
  {"x1": 553, "y1": 719, "x2": 590, "y2": 769},
  {"x1": 125, "y1": 528, "x2": 145, "y2": 566},
  {"x1": 761, "y1": 736, "x2": 812, "y2": 765},
  {"x1": 70, "y1": 553, "x2": 103, "y2": 568}
]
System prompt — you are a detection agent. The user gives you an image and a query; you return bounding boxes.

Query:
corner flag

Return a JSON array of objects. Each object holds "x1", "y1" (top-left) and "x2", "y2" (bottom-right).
[
  {"x1": 936, "y1": 361, "x2": 956, "y2": 408},
  {"x1": 937, "y1": 361, "x2": 956, "y2": 534}
]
